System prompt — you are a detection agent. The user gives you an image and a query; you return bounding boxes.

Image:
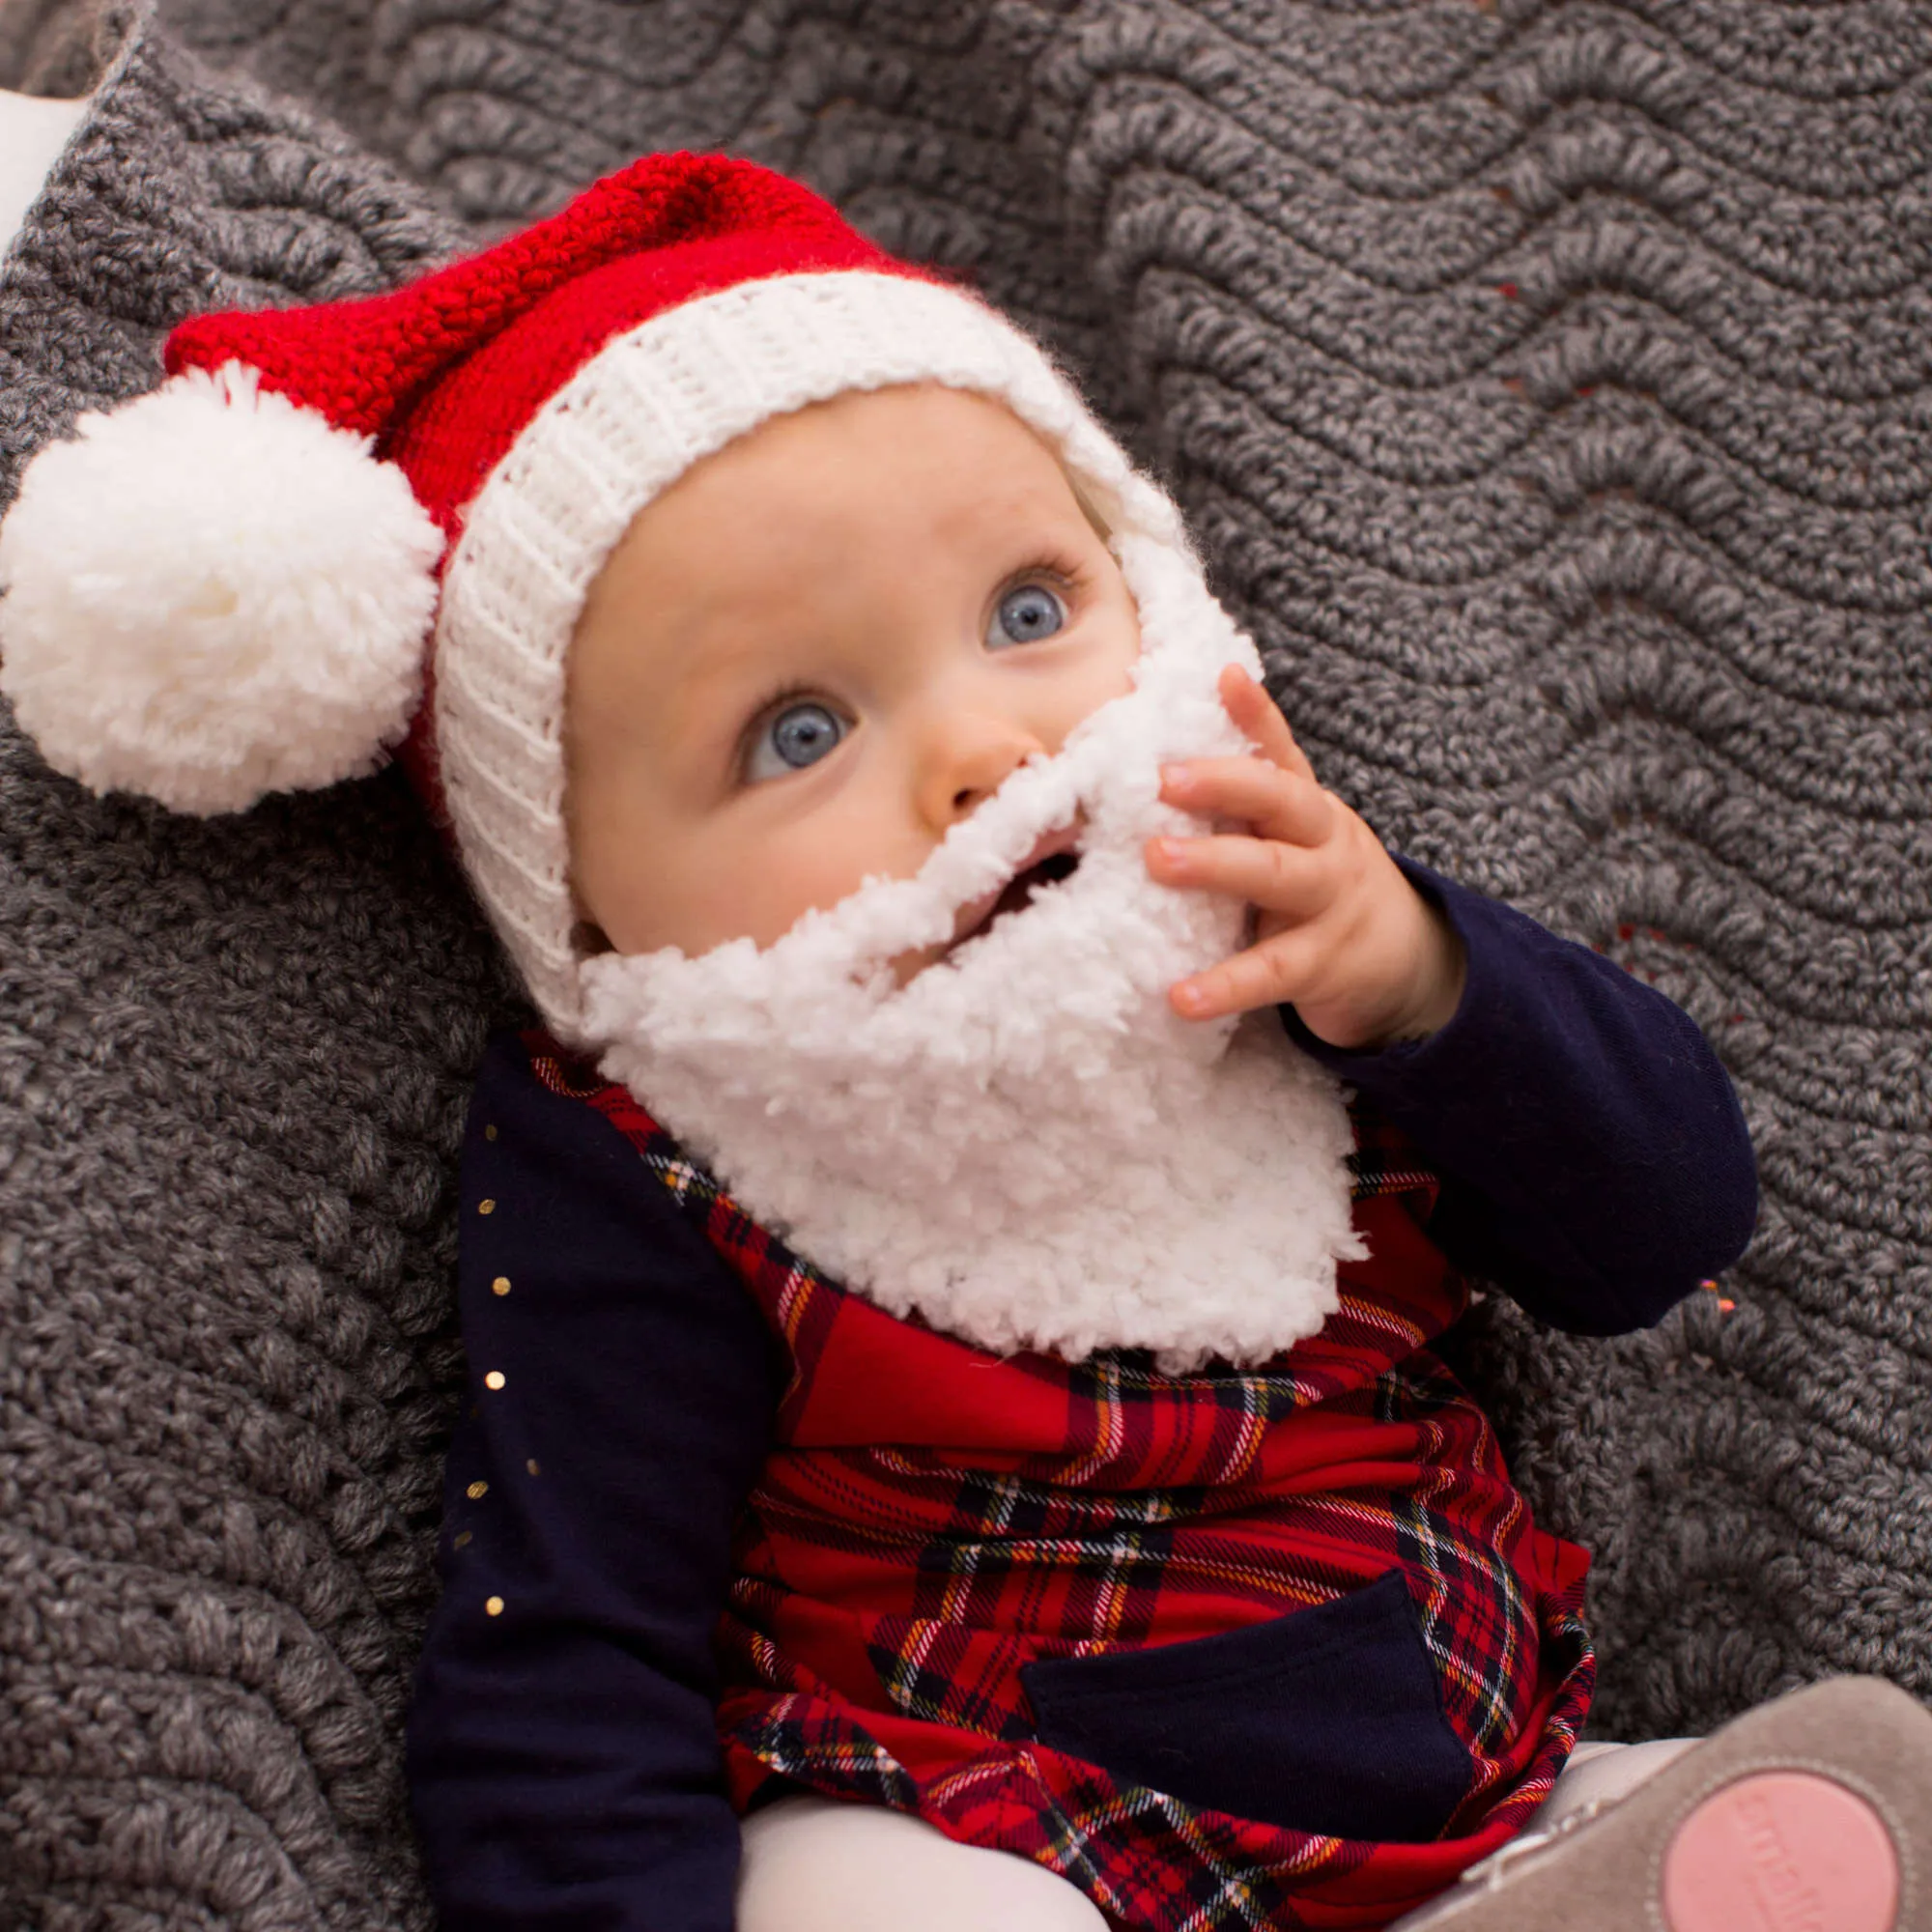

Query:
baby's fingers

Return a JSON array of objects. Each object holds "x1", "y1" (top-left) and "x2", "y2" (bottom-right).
[
  {"x1": 1217, "y1": 665, "x2": 1319, "y2": 786},
  {"x1": 1147, "y1": 829, "x2": 1331, "y2": 922},
  {"x1": 1170, "y1": 929, "x2": 1314, "y2": 1021},
  {"x1": 1160, "y1": 755, "x2": 1332, "y2": 848}
]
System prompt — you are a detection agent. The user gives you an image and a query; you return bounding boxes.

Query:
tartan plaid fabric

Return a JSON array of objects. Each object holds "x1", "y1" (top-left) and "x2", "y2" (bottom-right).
[{"x1": 531, "y1": 1042, "x2": 1593, "y2": 1930}]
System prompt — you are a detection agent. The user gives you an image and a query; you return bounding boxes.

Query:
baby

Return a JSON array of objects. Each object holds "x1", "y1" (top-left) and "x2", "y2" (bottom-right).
[{"x1": 5, "y1": 155, "x2": 1928, "y2": 1932}]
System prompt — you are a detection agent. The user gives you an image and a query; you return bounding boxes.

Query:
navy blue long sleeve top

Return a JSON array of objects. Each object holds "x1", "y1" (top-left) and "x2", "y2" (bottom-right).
[{"x1": 406, "y1": 859, "x2": 1756, "y2": 1932}]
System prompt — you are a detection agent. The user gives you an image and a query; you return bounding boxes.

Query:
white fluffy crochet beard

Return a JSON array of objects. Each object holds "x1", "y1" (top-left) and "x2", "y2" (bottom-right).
[{"x1": 580, "y1": 528, "x2": 1363, "y2": 1371}]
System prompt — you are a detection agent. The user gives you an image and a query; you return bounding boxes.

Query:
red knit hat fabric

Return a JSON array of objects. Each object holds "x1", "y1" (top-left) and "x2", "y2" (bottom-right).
[{"x1": 171, "y1": 156, "x2": 898, "y2": 538}]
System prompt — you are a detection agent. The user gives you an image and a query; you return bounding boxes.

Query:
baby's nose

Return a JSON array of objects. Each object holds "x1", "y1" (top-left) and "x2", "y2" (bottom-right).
[{"x1": 923, "y1": 714, "x2": 1043, "y2": 826}]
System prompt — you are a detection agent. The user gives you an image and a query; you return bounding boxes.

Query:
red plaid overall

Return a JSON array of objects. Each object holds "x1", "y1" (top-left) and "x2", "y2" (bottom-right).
[{"x1": 547, "y1": 1052, "x2": 1593, "y2": 1931}]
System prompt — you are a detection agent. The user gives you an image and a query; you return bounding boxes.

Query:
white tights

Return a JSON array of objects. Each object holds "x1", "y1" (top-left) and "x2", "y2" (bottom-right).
[
  {"x1": 736, "y1": 1794, "x2": 1111, "y2": 1931},
  {"x1": 733, "y1": 1739, "x2": 1698, "y2": 1931}
]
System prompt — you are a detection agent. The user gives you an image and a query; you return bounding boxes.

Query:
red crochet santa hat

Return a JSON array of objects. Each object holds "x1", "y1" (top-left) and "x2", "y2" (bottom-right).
[{"x1": 0, "y1": 153, "x2": 1181, "y2": 1037}]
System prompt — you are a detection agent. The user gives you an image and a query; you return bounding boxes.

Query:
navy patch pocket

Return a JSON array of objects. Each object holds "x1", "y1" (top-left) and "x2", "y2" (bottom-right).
[{"x1": 1020, "y1": 1569, "x2": 1472, "y2": 1842}]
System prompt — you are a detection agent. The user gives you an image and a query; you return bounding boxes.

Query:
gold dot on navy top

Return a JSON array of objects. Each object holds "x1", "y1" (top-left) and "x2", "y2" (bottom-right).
[{"x1": 469, "y1": 1130, "x2": 511, "y2": 1627}]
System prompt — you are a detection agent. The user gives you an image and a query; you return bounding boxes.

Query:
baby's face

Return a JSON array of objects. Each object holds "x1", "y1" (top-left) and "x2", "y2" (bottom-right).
[{"x1": 564, "y1": 384, "x2": 1142, "y2": 973}]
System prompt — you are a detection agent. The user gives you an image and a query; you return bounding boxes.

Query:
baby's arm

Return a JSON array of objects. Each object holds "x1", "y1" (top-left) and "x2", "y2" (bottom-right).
[
  {"x1": 1280, "y1": 861, "x2": 1757, "y2": 1333},
  {"x1": 1151, "y1": 671, "x2": 1756, "y2": 1333},
  {"x1": 407, "y1": 1033, "x2": 781, "y2": 1932}
]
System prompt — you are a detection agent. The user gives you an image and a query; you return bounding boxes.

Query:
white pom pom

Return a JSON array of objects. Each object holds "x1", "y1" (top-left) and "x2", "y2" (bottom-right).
[{"x1": 0, "y1": 361, "x2": 443, "y2": 815}]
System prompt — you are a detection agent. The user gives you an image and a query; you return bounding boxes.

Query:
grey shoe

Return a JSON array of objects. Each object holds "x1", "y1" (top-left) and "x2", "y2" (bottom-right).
[{"x1": 1390, "y1": 1676, "x2": 1932, "y2": 1932}]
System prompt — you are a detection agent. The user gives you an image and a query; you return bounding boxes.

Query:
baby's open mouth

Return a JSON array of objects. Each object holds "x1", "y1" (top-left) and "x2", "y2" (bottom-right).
[
  {"x1": 948, "y1": 836, "x2": 1082, "y2": 953},
  {"x1": 990, "y1": 849, "x2": 1079, "y2": 923}
]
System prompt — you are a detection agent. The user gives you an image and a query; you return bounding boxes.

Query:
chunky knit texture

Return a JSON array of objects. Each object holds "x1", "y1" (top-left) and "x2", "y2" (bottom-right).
[
  {"x1": 1, "y1": 1, "x2": 1928, "y2": 1928},
  {"x1": 0, "y1": 11, "x2": 525, "y2": 1930}
]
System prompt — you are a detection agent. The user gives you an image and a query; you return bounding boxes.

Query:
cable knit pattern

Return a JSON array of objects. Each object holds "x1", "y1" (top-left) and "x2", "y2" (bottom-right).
[{"x1": 1, "y1": 0, "x2": 1927, "y2": 1925}]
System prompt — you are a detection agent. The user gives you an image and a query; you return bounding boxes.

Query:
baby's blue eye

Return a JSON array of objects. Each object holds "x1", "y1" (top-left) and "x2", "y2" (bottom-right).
[
  {"x1": 746, "y1": 700, "x2": 846, "y2": 782},
  {"x1": 988, "y1": 582, "x2": 1065, "y2": 648}
]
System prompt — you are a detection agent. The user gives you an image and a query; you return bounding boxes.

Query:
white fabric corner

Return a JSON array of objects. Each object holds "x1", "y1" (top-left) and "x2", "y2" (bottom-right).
[{"x1": 0, "y1": 89, "x2": 88, "y2": 260}]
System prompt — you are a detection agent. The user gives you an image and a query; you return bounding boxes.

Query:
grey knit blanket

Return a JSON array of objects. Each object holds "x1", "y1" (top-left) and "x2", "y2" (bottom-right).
[{"x1": 1, "y1": 4, "x2": 1926, "y2": 1927}]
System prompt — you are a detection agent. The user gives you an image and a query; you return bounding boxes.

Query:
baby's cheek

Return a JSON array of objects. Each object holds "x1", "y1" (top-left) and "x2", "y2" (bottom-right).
[
  {"x1": 1067, "y1": 631, "x2": 1141, "y2": 735},
  {"x1": 731, "y1": 838, "x2": 884, "y2": 951}
]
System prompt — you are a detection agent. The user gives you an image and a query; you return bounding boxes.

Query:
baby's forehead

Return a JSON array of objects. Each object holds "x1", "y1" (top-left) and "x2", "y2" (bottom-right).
[{"x1": 595, "y1": 385, "x2": 1106, "y2": 622}]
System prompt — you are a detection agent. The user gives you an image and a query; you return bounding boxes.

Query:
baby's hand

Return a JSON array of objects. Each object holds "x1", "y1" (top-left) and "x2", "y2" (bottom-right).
[{"x1": 1147, "y1": 667, "x2": 1466, "y2": 1049}]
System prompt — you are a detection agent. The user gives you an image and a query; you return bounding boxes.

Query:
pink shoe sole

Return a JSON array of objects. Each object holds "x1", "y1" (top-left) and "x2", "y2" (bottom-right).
[
  {"x1": 1662, "y1": 1769, "x2": 1899, "y2": 1932},
  {"x1": 1388, "y1": 1677, "x2": 1932, "y2": 1932}
]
